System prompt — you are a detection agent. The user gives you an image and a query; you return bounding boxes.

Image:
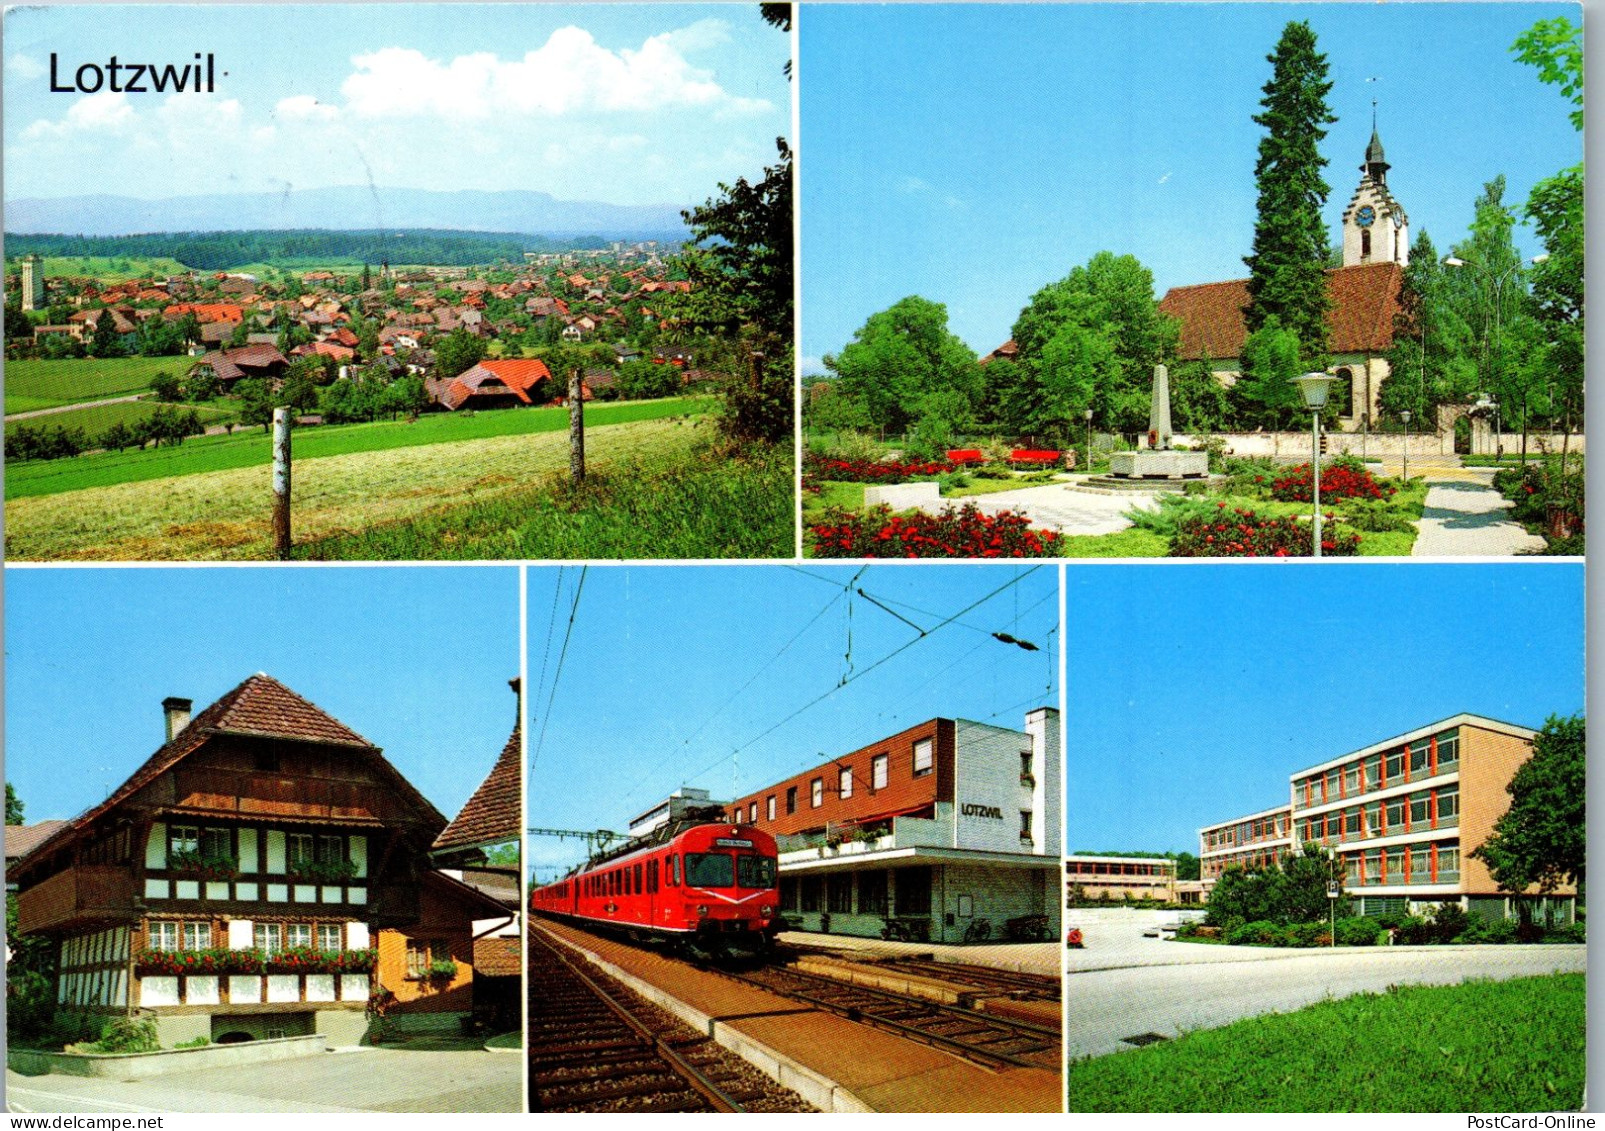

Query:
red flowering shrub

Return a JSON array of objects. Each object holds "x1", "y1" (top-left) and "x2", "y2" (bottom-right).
[
  {"x1": 1270, "y1": 462, "x2": 1394, "y2": 503},
  {"x1": 810, "y1": 503, "x2": 1061, "y2": 558},
  {"x1": 803, "y1": 453, "x2": 957, "y2": 484},
  {"x1": 1169, "y1": 503, "x2": 1361, "y2": 557}
]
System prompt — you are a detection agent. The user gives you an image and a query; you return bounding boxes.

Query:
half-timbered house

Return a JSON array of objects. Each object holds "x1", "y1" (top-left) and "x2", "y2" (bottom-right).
[{"x1": 10, "y1": 673, "x2": 451, "y2": 1047}]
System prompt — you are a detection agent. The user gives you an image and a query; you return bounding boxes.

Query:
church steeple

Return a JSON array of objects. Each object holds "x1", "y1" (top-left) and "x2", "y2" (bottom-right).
[
  {"x1": 1341, "y1": 103, "x2": 1408, "y2": 269},
  {"x1": 1362, "y1": 103, "x2": 1390, "y2": 185}
]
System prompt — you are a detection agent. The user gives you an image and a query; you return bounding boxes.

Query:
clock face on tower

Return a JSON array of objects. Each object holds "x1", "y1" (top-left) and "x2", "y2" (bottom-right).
[{"x1": 1356, "y1": 205, "x2": 1376, "y2": 228}]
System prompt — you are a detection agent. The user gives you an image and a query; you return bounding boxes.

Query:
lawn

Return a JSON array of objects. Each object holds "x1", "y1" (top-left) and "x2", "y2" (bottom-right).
[
  {"x1": 1067, "y1": 973, "x2": 1584, "y2": 1113},
  {"x1": 5, "y1": 410, "x2": 739, "y2": 561},
  {"x1": 4, "y1": 399, "x2": 236, "y2": 441},
  {"x1": 4, "y1": 357, "x2": 192, "y2": 415},
  {"x1": 7, "y1": 255, "x2": 191, "y2": 282},
  {"x1": 6, "y1": 396, "x2": 713, "y2": 501}
]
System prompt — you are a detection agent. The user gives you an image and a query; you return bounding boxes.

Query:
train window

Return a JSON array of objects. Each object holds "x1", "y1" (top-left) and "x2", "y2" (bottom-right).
[
  {"x1": 648, "y1": 859, "x2": 657, "y2": 893},
  {"x1": 634, "y1": 863, "x2": 642, "y2": 893},
  {"x1": 685, "y1": 853, "x2": 735, "y2": 888},
  {"x1": 671, "y1": 856, "x2": 680, "y2": 886},
  {"x1": 737, "y1": 855, "x2": 776, "y2": 889}
]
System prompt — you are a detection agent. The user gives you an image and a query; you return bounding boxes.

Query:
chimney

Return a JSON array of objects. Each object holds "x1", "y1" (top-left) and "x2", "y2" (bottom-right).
[
  {"x1": 508, "y1": 677, "x2": 522, "y2": 726},
  {"x1": 162, "y1": 696, "x2": 193, "y2": 742}
]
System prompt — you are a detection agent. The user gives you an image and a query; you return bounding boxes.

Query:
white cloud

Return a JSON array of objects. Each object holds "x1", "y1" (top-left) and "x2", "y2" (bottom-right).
[
  {"x1": 339, "y1": 24, "x2": 766, "y2": 121},
  {"x1": 275, "y1": 95, "x2": 339, "y2": 123},
  {"x1": 8, "y1": 53, "x2": 46, "y2": 80},
  {"x1": 21, "y1": 92, "x2": 136, "y2": 140}
]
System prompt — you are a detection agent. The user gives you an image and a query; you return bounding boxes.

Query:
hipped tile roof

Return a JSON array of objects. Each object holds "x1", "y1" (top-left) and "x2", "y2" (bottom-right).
[{"x1": 1159, "y1": 262, "x2": 1403, "y2": 362}]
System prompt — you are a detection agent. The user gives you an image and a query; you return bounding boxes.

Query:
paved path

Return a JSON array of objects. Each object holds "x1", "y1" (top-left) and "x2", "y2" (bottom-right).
[
  {"x1": 1411, "y1": 472, "x2": 1545, "y2": 556},
  {"x1": 1067, "y1": 940, "x2": 1584, "y2": 1059},
  {"x1": 4, "y1": 394, "x2": 143, "y2": 422},
  {"x1": 957, "y1": 482, "x2": 1161, "y2": 537}
]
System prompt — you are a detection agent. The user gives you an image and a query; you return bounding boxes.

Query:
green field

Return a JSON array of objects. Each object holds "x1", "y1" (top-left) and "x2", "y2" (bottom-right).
[
  {"x1": 5, "y1": 399, "x2": 236, "y2": 441},
  {"x1": 1068, "y1": 973, "x2": 1584, "y2": 1112},
  {"x1": 6, "y1": 396, "x2": 713, "y2": 501},
  {"x1": 5, "y1": 256, "x2": 191, "y2": 282},
  {"x1": 4, "y1": 357, "x2": 190, "y2": 415}
]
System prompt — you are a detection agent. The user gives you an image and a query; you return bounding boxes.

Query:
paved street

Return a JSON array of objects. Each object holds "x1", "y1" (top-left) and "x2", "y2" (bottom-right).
[
  {"x1": 1412, "y1": 473, "x2": 1545, "y2": 556},
  {"x1": 961, "y1": 482, "x2": 1160, "y2": 537},
  {"x1": 1067, "y1": 923, "x2": 1584, "y2": 1060},
  {"x1": 5, "y1": 1044, "x2": 522, "y2": 1114}
]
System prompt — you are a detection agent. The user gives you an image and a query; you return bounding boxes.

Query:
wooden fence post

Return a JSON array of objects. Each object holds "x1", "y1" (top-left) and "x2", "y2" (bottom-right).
[
  {"x1": 272, "y1": 407, "x2": 292, "y2": 560},
  {"x1": 568, "y1": 368, "x2": 584, "y2": 485}
]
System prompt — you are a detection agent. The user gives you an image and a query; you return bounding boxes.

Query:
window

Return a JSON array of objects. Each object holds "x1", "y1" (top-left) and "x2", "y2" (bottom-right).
[
  {"x1": 1344, "y1": 808, "x2": 1361, "y2": 838},
  {"x1": 838, "y1": 766, "x2": 853, "y2": 800},
  {"x1": 317, "y1": 924, "x2": 342, "y2": 951},
  {"x1": 827, "y1": 874, "x2": 853, "y2": 913},
  {"x1": 1343, "y1": 765, "x2": 1360, "y2": 795},
  {"x1": 288, "y1": 833, "x2": 314, "y2": 866},
  {"x1": 1436, "y1": 731, "x2": 1460, "y2": 772},
  {"x1": 858, "y1": 870, "x2": 888, "y2": 916},
  {"x1": 287, "y1": 923, "x2": 313, "y2": 949},
  {"x1": 737, "y1": 855, "x2": 776, "y2": 889},
  {"x1": 1409, "y1": 791, "x2": 1430, "y2": 827},
  {"x1": 811, "y1": 778, "x2": 823, "y2": 808},
  {"x1": 670, "y1": 856, "x2": 680, "y2": 886},
  {"x1": 634, "y1": 863, "x2": 642, "y2": 894},
  {"x1": 406, "y1": 939, "x2": 445, "y2": 979},
  {"x1": 1020, "y1": 751, "x2": 1034, "y2": 785},
  {"x1": 168, "y1": 825, "x2": 199, "y2": 857},
  {"x1": 200, "y1": 827, "x2": 231, "y2": 859},
  {"x1": 1437, "y1": 787, "x2": 1460, "y2": 825},
  {"x1": 800, "y1": 875, "x2": 822, "y2": 912},
  {"x1": 748, "y1": 802, "x2": 757, "y2": 824},
  {"x1": 895, "y1": 866, "x2": 932, "y2": 916},
  {"x1": 182, "y1": 922, "x2": 210, "y2": 950},
  {"x1": 1386, "y1": 796, "x2": 1406, "y2": 830},
  {"x1": 254, "y1": 923, "x2": 281, "y2": 952},
  {"x1": 766, "y1": 796, "x2": 776, "y2": 821},
  {"x1": 785, "y1": 787, "x2": 797, "y2": 815},
  {"x1": 150, "y1": 922, "x2": 180, "y2": 951},
  {"x1": 317, "y1": 835, "x2": 344, "y2": 864},
  {"x1": 685, "y1": 853, "x2": 735, "y2": 888},
  {"x1": 1411, "y1": 845, "x2": 1431, "y2": 879},
  {"x1": 1438, "y1": 846, "x2": 1460, "y2": 882},
  {"x1": 1019, "y1": 811, "x2": 1033, "y2": 841},
  {"x1": 1409, "y1": 740, "x2": 1431, "y2": 777},
  {"x1": 1385, "y1": 750, "x2": 1405, "y2": 781},
  {"x1": 913, "y1": 738, "x2": 933, "y2": 778},
  {"x1": 872, "y1": 754, "x2": 888, "y2": 790},
  {"x1": 779, "y1": 876, "x2": 799, "y2": 912}
]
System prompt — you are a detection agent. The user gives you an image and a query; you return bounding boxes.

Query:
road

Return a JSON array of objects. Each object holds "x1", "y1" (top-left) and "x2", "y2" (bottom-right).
[
  {"x1": 1067, "y1": 919, "x2": 1584, "y2": 1059},
  {"x1": 5, "y1": 395, "x2": 143, "y2": 422},
  {"x1": 5, "y1": 1043, "x2": 522, "y2": 1114}
]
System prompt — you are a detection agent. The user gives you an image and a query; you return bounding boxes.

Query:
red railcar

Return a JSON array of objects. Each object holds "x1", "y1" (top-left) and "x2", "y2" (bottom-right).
[{"x1": 530, "y1": 822, "x2": 781, "y2": 956}]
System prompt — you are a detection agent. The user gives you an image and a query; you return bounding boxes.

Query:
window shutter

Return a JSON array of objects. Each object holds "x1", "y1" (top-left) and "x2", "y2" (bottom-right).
[{"x1": 145, "y1": 823, "x2": 168, "y2": 870}]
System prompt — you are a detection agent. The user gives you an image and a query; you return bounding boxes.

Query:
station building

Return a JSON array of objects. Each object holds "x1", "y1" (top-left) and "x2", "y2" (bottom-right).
[
  {"x1": 1197, "y1": 714, "x2": 1575, "y2": 922},
  {"x1": 724, "y1": 709, "x2": 1061, "y2": 943}
]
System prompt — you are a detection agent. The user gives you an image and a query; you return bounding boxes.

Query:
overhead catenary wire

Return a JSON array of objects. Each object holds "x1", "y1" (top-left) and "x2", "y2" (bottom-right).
[{"x1": 530, "y1": 566, "x2": 587, "y2": 777}]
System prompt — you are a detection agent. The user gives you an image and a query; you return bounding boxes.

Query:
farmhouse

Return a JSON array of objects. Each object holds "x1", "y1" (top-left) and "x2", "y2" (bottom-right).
[
  {"x1": 426, "y1": 358, "x2": 552, "y2": 411},
  {"x1": 9, "y1": 674, "x2": 500, "y2": 1047},
  {"x1": 187, "y1": 344, "x2": 289, "y2": 388}
]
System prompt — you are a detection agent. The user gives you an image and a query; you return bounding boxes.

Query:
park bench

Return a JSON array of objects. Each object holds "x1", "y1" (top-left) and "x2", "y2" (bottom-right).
[
  {"x1": 1009, "y1": 449, "x2": 1066, "y2": 470},
  {"x1": 945, "y1": 448, "x2": 988, "y2": 467}
]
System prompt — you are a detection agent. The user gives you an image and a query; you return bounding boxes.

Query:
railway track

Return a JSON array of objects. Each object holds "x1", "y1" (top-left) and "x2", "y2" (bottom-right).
[
  {"x1": 873, "y1": 958, "x2": 1061, "y2": 1002},
  {"x1": 527, "y1": 929, "x2": 815, "y2": 1112},
  {"x1": 715, "y1": 963, "x2": 1061, "y2": 1071}
]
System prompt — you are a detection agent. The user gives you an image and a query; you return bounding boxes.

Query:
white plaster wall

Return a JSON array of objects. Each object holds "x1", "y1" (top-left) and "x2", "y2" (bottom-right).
[
  {"x1": 187, "y1": 975, "x2": 220, "y2": 1005},
  {"x1": 141, "y1": 977, "x2": 180, "y2": 1007},
  {"x1": 229, "y1": 975, "x2": 263, "y2": 1003},
  {"x1": 953, "y1": 720, "x2": 1035, "y2": 854},
  {"x1": 306, "y1": 975, "x2": 336, "y2": 1002},
  {"x1": 267, "y1": 975, "x2": 300, "y2": 1003}
]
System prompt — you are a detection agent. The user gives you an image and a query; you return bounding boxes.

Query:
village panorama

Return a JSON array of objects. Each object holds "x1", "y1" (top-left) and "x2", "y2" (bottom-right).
[{"x1": 3, "y1": 213, "x2": 794, "y2": 561}]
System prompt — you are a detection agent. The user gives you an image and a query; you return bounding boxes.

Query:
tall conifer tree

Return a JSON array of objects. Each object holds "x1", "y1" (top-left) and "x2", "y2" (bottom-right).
[{"x1": 1243, "y1": 21, "x2": 1335, "y2": 361}]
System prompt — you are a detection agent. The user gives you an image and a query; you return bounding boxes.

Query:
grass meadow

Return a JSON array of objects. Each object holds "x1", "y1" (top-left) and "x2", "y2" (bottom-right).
[
  {"x1": 4, "y1": 356, "x2": 189, "y2": 414},
  {"x1": 6, "y1": 396, "x2": 713, "y2": 501},
  {"x1": 1067, "y1": 974, "x2": 1584, "y2": 1113},
  {"x1": 4, "y1": 400, "x2": 238, "y2": 441}
]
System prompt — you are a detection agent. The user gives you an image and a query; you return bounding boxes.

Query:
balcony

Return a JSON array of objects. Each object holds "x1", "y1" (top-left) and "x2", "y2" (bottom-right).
[
  {"x1": 778, "y1": 815, "x2": 949, "y2": 864},
  {"x1": 17, "y1": 865, "x2": 137, "y2": 934}
]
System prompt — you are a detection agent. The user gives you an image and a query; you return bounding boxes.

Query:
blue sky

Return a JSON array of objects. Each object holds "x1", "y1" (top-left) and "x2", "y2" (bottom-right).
[
  {"x1": 800, "y1": 3, "x2": 1583, "y2": 367},
  {"x1": 524, "y1": 564, "x2": 1059, "y2": 883},
  {"x1": 4, "y1": 4, "x2": 789, "y2": 204},
  {"x1": 1065, "y1": 562, "x2": 1585, "y2": 855},
  {"x1": 3, "y1": 566, "x2": 520, "y2": 827}
]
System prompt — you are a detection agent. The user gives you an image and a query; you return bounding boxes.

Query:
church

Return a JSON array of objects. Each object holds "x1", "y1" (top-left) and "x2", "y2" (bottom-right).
[{"x1": 1158, "y1": 128, "x2": 1408, "y2": 432}]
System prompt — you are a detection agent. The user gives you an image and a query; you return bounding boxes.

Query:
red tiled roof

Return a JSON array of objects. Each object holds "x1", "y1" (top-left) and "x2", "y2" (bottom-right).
[
  {"x1": 433, "y1": 724, "x2": 520, "y2": 852},
  {"x1": 12, "y1": 674, "x2": 446, "y2": 878},
  {"x1": 5, "y1": 821, "x2": 69, "y2": 861},
  {"x1": 165, "y1": 303, "x2": 244, "y2": 324},
  {"x1": 474, "y1": 936, "x2": 521, "y2": 977},
  {"x1": 429, "y1": 359, "x2": 553, "y2": 411},
  {"x1": 1159, "y1": 262, "x2": 1403, "y2": 361}
]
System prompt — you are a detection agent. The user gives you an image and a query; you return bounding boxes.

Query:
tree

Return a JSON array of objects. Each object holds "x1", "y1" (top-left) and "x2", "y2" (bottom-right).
[
  {"x1": 1511, "y1": 16, "x2": 1583, "y2": 131},
  {"x1": 1205, "y1": 844, "x2": 1339, "y2": 928},
  {"x1": 149, "y1": 370, "x2": 183, "y2": 403},
  {"x1": 1381, "y1": 229, "x2": 1478, "y2": 424},
  {"x1": 6, "y1": 782, "x2": 23, "y2": 825},
  {"x1": 1242, "y1": 21, "x2": 1336, "y2": 360},
  {"x1": 236, "y1": 377, "x2": 275, "y2": 431},
  {"x1": 1173, "y1": 851, "x2": 1201, "y2": 883},
  {"x1": 1471, "y1": 713, "x2": 1584, "y2": 894},
  {"x1": 1233, "y1": 316, "x2": 1304, "y2": 430},
  {"x1": 435, "y1": 328, "x2": 487, "y2": 380},
  {"x1": 826, "y1": 296, "x2": 980, "y2": 435},
  {"x1": 89, "y1": 309, "x2": 128, "y2": 358}
]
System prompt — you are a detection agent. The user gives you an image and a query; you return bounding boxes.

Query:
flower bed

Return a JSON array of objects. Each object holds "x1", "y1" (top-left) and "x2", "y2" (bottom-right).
[
  {"x1": 1169, "y1": 504, "x2": 1360, "y2": 557},
  {"x1": 134, "y1": 946, "x2": 375, "y2": 976},
  {"x1": 1270, "y1": 462, "x2": 1394, "y2": 503},
  {"x1": 810, "y1": 503, "x2": 1060, "y2": 558},
  {"x1": 803, "y1": 454, "x2": 957, "y2": 484}
]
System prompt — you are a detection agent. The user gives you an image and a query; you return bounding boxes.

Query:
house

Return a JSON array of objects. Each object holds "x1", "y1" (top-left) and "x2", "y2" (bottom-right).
[
  {"x1": 188, "y1": 345, "x2": 289, "y2": 388},
  {"x1": 725, "y1": 710, "x2": 1061, "y2": 943},
  {"x1": 425, "y1": 358, "x2": 552, "y2": 411},
  {"x1": 5, "y1": 821, "x2": 70, "y2": 892},
  {"x1": 8, "y1": 674, "x2": 459, "y2": 1047}
]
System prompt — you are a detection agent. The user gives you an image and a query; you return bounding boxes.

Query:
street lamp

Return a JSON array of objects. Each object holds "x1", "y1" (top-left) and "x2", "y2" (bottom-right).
[
  {"x1": 1327, "y1": 882, "x2": 1341, "y2": 949},
  {"x1": 1294, "y1": 372, "x2": 1337, "y2": 557},
  {"x1": 1083, "y1": 407, "x2": 1094, "y2": 475},
  {"x1": 1399, "y1": 409, "x2": 1411, "y2": 483}
]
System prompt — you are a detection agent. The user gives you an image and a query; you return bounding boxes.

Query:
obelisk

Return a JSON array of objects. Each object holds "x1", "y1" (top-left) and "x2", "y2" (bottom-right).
[{"x1": 1147, "y1": 364, "x2": 1172, "y2": 451}]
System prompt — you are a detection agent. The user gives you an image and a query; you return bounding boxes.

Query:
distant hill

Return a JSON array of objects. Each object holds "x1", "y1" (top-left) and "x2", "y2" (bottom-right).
[{"x1": 5, "y1": 185, "x2": 689, "y2": 240}]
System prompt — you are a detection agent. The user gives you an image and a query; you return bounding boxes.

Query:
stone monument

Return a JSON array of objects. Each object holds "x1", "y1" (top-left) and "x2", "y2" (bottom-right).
[{"x1": 1107, "y1": 364, "x2": 1208, "y2": 480}]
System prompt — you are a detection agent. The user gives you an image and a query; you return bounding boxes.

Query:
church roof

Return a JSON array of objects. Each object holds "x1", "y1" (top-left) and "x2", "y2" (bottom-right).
[
  {"x1": 1158, "y1": 262, "x2": 1403, "y2": 363},
  {"x1": 1366, "y1": 128, "x2": 1387, "y2": 167}
]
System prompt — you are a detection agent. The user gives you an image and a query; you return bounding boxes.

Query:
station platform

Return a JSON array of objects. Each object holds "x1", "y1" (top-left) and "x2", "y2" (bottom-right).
[
  {"x1": 778, "y1": 929, "x2": 1063, "y2": 977},
  {"x1": 533, "y1": 920, "x2": 1062, "y2": 1113}
]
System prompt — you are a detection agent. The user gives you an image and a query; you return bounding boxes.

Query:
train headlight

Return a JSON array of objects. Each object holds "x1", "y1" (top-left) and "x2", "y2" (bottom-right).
[
  {"x1": 760, "y1": 905, "x2": 774, "y2": 917},
  {"x1": 696, "y1": 905, "x2": 709, "y2": 918}
]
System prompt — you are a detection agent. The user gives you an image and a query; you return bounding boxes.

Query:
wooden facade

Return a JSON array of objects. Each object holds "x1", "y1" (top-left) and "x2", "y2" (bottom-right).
[{"x1": 10, "y1": 674, "x2": 464, "y2": 1045}]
